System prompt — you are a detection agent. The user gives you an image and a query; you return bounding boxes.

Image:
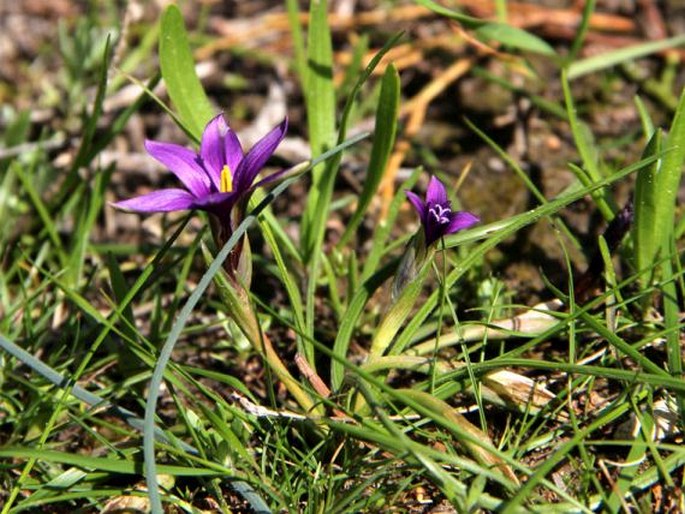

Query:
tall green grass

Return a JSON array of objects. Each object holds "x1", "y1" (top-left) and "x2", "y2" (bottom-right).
[{"x1": 1, "y1": 1, "x2": 684, "y2": 512}]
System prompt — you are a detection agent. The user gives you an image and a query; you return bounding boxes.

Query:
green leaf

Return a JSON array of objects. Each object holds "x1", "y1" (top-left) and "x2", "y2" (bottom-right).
[
  {"x1": 338, "y1": 64, "x2": 400, "y2": 246},
  {"x1": 657, "y1": 88, "x2": 685, "y2": 423},
  {"x1": 414, "y1": 0, "x2": 484, "y2": 27},
  {"x1": 159, "y1": 4, "x2": 214, "y2": 140},
  {"x1": 369, "y1": 243, "x2": 433, "y2": 360},
  {"x1": 300, "y1": 0, "x2": 337, "y2": 258},
  {"x1": 657, "y1": 88, "x2": 685, "y2": 244},
  {"x1": 0, "y1": 448, "x2": 228, "y2": 477},
  {"x1": 475, "y1": 23, "x2": 556, "y2": 56},
  {"x1": 568, "y1": 33, "x2": 685, "y2": 80},
  {"x1": 632, "y1": 129, "x2": 661, "y2": 287},
  {"x1": 561, "y1": 70, "x2": 616, "y2": 221}
]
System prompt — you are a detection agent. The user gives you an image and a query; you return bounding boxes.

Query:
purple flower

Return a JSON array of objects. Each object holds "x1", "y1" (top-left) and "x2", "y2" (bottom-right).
[
  {"x1": 406, "y1": 176, "x2": 479, "y2": 246},
  {"x1": 113, "y1": 113, "x2": 288, "y2": 244}
]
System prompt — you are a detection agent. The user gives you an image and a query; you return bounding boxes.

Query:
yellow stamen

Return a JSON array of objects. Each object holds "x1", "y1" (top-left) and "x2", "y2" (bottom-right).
[{"x1": 220, "y1": 164, "x2": 233, "y2": 192}]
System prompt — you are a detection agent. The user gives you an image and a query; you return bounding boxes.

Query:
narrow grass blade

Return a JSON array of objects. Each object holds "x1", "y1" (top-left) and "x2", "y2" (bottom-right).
[
  {"x1": 300, "y1": 0, "x2": 336, "y2": 258},
  {"x1": 414, "y1": 0, "x2": 485, "y2": 27},
  {"x1": 568, "y1": 34, "x2": 685, "y2": 80},
  {"x1": 285, "y1": 0, "x2": 306, "y2": 87},
  {"x1": 475, "y1": 23, "x2": 556, "y2": 56},
  {"x1": 0, "y1": 448, "x2": 227, "y2": 477},
  {"x1": 561, "y1": 69, "x2": 616, "y2": 221},
  {"x1": 632, "y1": 129, "x2": 662, "y2": 288},
  {"x1": 66, "y1": 37, "x2": 111, "y2": 192},
  {"x1": 417, "y1": 0, "x2": 555, "y2": 55},
  {"x1": 159, "y1": 4, "x2": 214, "y2": 140},
  {"x1": 12, "y1": 161, "x2": 67, "y2": 267},
  {"x1": 338, "y1": 64, "x2": 400, "y2": 247},
  {"x1": 647, "y1": 88, "x2": 685, "y2": 421},
  {"x1": 66, "y1": 166, "x2": 112, "y2": 287},
  {"x1": 656, "y1": 88, "x2": 685, "y2": 252},
  {"x1": 568, "y1": 0, "x2": 596, "y2": 62}
]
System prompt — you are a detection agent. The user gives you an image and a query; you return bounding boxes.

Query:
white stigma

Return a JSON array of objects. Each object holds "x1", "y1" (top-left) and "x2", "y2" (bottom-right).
[{"x1": 429, "y1": 204, "x2": 451, "y2": 224}]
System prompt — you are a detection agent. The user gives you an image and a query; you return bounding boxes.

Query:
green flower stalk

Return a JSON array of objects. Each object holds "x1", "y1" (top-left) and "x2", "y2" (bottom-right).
[
  {"x1": 371, "y1": 176, "x2": 479, "y2": 360},
  {"x1": 115, "y1": 113, "x2": 316, "y2": 412}
]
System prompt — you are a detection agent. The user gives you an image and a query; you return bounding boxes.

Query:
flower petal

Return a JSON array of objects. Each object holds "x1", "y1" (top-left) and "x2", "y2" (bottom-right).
[
  {"x1": 425, "y1": 175, "x2": 448, "y2": 206},
  {"x1": 112, "y1": 189, "x2": 197, "y2": 212},
  {"x1": 252, "y1": 167, "x2": 289, "y2": 189},
  {"x1": 405, "y1": 190, "x2": 427, "y2": 225},
  {"x1": 234, "y1": 118, "x2": 288, "y2": 192},
  {"x1": 145, "y1": 140, "x2": 210, "y2": 198},
  {"x1": 446, "y1": 211, "x2": 479, "y2": 234},
  {"x1": 200, "y1": 114, "x2": 244, "y2": 191}
]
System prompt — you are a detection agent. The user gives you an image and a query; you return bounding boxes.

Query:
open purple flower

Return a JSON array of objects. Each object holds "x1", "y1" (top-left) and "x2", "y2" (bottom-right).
[
  {"x1": 406, "y1": 176, "x2": 479, "y2": 246},
  {"x1": 113, "y1": 113, "x2": 288, "y2": 245}
]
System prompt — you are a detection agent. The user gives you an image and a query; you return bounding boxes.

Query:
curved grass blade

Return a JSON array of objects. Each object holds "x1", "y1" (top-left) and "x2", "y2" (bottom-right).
[
  {"x1": 415, "y1": 0, "x2": 485, "y2": 27},
  {"x1": 300, "y1": 0, "x2": 336, "y2": 259},
  {"x1": 338, "y1": 64, "x2": 400, "y2": 247},
  {"x1": 568, "y1": 33, "x2": 685, "y2": 80},
  {"x1": 159, "y1": 4, "x2": 214, "y2": 140},
  {"x1": 632, "y1": 129, "x2": 661, "y2": 289},
  {"x1": 561, "y1": 69, "x2": 616, "y2": 221},
  {"x1": 0, "y1": 448, "x2": 228, "y2": 477},
  {"x1": 475, "y1": 23, "x2": 556, "y2": 56}
]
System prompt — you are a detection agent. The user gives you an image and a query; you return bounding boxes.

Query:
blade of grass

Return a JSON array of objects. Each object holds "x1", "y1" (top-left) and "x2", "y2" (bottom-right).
[
  {"x1": 285, "y1": 0, "x2": 306, "y2": 87},
  {"x1": 12, "y1": 161, "x2": 67, "y2": 267},
  {"x1": 66, "y1": 166, "x2": 112, "y2": 287},
  {"x1": 300, "y1": 0, "x2": 336, "y2": 260},
  {"x1": 58, "y1": 37, "x2": 111, "y2": 208},
  {"x1": 568, "y1": 34, "x2": 685, "y2": 80},
  {"x1": 567, "y1": 0, "x2": 596, "y2": 62},
  {"x1": 159, "y1": 4, "x2": 214, "y2": 140},
  {"x1": 0, "y1": 448, "x2": 230, "y2": 477},
  {"x1": 338, "y1": 64, "x2": 400, "y2": 247},
  {"x1": 561, "y1": 69, "x2": 616, "y2": 221},
  {"x1": 474, "y1": 23, "x2": 556, "y2": 56},
  {"x1": 632, "y1": 129, "x2": 662, "y2": 290},
  {"x1": 654, "y1": 89, "x2": 685, "y2": 425}
]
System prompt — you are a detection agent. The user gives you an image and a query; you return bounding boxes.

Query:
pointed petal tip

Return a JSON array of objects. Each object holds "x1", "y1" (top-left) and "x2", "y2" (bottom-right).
[
  {"x1": 446, "y1": 211, "x2": 480, "y2": 234},
  {"x1": 110, "y1": 189, "x2": 197, "y2": 213},
  {"x1": 234, "y1": 118, "x2": 289, "y2": 190},
  {"x1": 426, "y1": 175, "x2": 448, "y2": 205}
]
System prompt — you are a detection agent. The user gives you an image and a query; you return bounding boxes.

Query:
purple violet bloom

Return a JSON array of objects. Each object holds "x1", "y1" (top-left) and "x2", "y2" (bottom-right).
[
  {"x1": 406, "y1": 176, "x2": 479, "y2": 246},
  {"x1": 113, "y1": 113, "x2": 288, "y2": 244}
]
